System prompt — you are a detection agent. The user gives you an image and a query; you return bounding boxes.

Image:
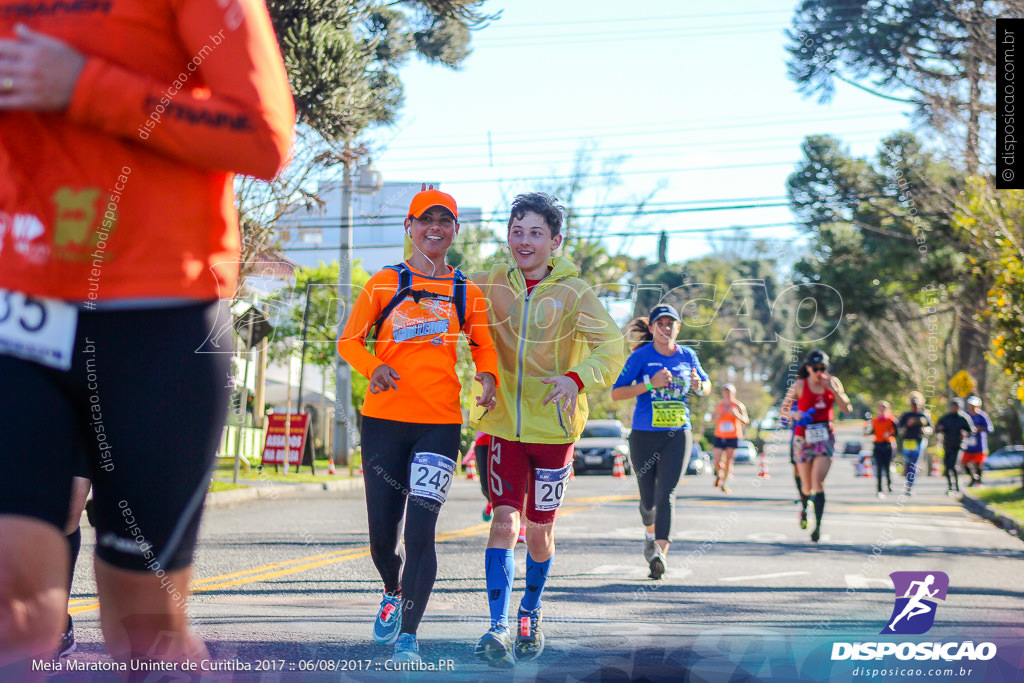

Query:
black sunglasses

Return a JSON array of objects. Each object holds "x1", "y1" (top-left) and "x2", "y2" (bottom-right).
[{"x1": 810, "y1": 365, "x2": 828, "y2": 372}]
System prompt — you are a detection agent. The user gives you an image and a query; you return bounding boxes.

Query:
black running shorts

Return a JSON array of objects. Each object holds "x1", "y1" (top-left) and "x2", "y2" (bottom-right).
[{"x1": 0, "y1": 301, "x2": 230, "y2": 572}]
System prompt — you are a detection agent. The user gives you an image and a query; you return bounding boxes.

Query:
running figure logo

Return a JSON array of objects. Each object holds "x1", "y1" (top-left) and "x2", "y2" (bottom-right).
[{"x1": 881, "y1": 571, "x2": 949, "y2": 635}]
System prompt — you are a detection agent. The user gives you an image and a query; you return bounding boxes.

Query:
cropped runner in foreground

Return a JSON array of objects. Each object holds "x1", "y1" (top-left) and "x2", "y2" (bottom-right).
[
  {"x1": 338, "y1": 188, "x2": 498, "y2": 664},
  {"x1": 612, "y1": 305, "x2": 710, "y2": 579},
  {"x1": 780, "y1": 350, "x2": 852, "y2": 543},
  {"x1": 470, "y1": 193, "x2": 625, "y2": 668},
  {"x1": 0, "y1": 2, "x2": 294, "y2": 676}
]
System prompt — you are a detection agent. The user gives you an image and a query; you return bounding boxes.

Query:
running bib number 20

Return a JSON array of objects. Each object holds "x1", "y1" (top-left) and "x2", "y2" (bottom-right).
[
  {"x1": 410, "y1": 452, "x2": 455, "y2": 504},
  {"x1": 534, "y1": 463, "x2": 573, "y2": 512},
  {"x1": 0, "y1": 289, "x2": 77, "y2": 371}
]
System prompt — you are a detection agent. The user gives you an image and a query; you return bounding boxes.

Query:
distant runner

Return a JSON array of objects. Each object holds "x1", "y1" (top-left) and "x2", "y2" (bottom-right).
[
  {"x1": 868, "y1": 401, "x2": 899, "y2": 498},
  {"x1": 935, "y1": 398, "x2": 974, "y2": 495},
  {"x1": 962, "y1": 396, "x2": 993, "y2": 487},
  {"x1": 897, "y1": 392, "x2": 934, "y2": 496},
  {"x1": 780, "y1": 350, "x2": 852, "y2": 543},
  {"x1": 710, "y1": 383, "x2": 749, "y2": 494}
]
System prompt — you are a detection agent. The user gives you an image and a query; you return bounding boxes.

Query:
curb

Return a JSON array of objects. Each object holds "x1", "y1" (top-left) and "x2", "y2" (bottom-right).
[
  {"x1": 206, "y1": 476, "x2": 364, "y2": 508},
  {"x1": 960, "y1": 491, "x2": 1023, "y2": 540}
]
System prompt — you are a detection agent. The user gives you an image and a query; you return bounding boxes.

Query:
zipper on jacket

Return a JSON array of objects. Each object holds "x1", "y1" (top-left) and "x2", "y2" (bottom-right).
[
  {"x1": 515, "y1": 290, "x2": 532, "y2": 439},
  {"x1": 555, "y1": 400, "x2": 570, "y2": 440}
]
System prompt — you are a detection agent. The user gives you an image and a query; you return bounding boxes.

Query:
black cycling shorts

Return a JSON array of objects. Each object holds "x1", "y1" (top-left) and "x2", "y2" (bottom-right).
[{"x1": 0, "y1": 301, "x2": 230, "y2": 572}]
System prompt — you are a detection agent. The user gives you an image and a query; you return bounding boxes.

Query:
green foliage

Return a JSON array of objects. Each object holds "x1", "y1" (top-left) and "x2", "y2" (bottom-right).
[
  {"x1": 267, "y1": 0, "x2": 495, "y2": 142},
  {"x1": 265, "y1": 260, "x2": 371, "y2": 411},
  {"x1": 952, "y1": 177, "x2": 1024, "y2": 402}
]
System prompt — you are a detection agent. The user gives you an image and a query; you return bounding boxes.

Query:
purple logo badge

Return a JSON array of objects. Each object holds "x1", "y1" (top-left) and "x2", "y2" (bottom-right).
[{"x1": 881, "y1": 571, "x2": 949, "y2": 635}]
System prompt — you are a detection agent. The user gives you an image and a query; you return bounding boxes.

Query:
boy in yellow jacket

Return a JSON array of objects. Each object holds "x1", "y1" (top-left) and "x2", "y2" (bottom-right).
[{"x1": 470, "y1": 193, "x2": 626, "y2": 667}]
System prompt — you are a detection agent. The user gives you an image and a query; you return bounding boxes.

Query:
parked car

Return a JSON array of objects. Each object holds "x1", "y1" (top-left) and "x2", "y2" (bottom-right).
[
  {"x1": 842, "y1": 440, "x2": 863, "y2": 458},
  {"x1": 732, "y1": 439, "x2": 757, "y2": 464},
  {"x1": 984, "y1": 445, "x2": 1024, "y2": 471},
  {"x1": 686, "y1": 445, "x2": 711, "y2": 476},
  {"x1": 573, "y1": 419, "x2": 632, "y2": 475}
]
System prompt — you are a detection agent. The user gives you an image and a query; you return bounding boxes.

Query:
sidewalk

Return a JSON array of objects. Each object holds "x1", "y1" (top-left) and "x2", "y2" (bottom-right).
[{"x1": 206, "y1": 474, "x2": 365, "y2": 507}]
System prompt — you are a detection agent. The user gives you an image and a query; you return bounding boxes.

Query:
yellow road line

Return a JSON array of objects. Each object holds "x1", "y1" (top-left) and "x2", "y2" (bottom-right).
[{"x1": 67, "y1": 497, "x2": 616, "y2": 616}]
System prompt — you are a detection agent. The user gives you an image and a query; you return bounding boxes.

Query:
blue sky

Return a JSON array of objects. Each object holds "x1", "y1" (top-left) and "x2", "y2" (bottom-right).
[{"x1": 365, "y1": 0, "x2": 916, "y2": 265}]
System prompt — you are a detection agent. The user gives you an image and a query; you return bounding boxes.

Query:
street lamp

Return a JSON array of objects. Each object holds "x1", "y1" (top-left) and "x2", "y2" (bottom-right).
[{"x1": 334, "y1": 157, "x2": 382, "y2": 468}]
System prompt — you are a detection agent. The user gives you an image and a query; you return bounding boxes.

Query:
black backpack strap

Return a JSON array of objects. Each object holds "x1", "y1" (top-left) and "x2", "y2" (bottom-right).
[
  {"x1": 368, "y1": 264, "x2": 412, "y2": 343},
  {"x1": 452, "y1": 268, "x2": 467, "y2": 330}
]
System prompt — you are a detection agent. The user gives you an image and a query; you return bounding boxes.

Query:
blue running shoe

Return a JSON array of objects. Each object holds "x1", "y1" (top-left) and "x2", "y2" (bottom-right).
[
  {"x1": 373, "y1": 591, "x2": 402, "y2": 645},
  {"x1": 475, "y1": 624, "x2": 516, "y2": 668},
  {"x1": 514, "y1": 607, "x2": 544, "y2": 662},
  {"x1": 392, "y1": 633, "x2": 421, "y2": 664}
]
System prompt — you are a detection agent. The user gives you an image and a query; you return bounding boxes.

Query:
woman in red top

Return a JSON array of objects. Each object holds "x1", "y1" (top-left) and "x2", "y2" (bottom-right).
[{"x1": 780, "y1": 350, "x2": 852, "y2": 542}]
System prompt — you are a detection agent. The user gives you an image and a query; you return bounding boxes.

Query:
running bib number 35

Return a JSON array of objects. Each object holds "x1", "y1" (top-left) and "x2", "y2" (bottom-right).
[
  {"x1": 805, "y1": 423, "x2": 829, "y2": 445},
  {"x1": 652, "y1": 401, "x2": 686, "y2": 428},
  {"x1": 534, "y1": 463, "x2": 572, "y2": 512},
  {"x1": 410, "y1": 452, "x2": 455, "y2": 504},
  {"x1": 0, "y1": 289, "x2": 77, "y2": 371}
]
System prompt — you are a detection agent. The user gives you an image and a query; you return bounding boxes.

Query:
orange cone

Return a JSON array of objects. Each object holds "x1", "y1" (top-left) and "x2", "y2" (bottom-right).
[
  {"x1": 757, "y1": 452, "x2": 770, "y2": 479},
  {"x1": 612, "y1": 452, "x2": 626, "y2": 478},
  {"x1": 860, "y1": 454, "x2": 874, "y2": 478},
  {"x1": 465, "y1": 459, "x2": 478, "y2": 480},
  {"x1": 570, "y1": 463, "x2": 576, "y2": 480},
  {"x1": 328, "y1": 457, "x2": 336, "y2": 475},
  {"x1": 517, "y1": 523, "x2": 526, "y2": 544},
  {"x1": 930, "y1": 454, "x2": 941, "y2": 477}
]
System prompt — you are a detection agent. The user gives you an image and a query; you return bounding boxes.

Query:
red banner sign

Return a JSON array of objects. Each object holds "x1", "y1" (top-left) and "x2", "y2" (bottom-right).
[{"x1": 261, "y1": 414, "x2": 310, "y2": 466}]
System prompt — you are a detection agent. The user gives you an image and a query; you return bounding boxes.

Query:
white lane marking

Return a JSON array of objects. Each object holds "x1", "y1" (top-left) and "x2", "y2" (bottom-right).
[
  {"x1": 845, "y1": 574, "x2": 894, "y2": 590},
  {"x1": 747, "y1": 532, "x2": 787, "y2": 542},
  {"x1": 719, "y1": 571, "x2": 809, "y2": 582}
]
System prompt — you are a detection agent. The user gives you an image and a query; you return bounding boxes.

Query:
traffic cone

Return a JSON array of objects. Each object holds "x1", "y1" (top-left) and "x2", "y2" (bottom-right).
[
  {"x1": 930, "y1": 454, "x2": 941, "y2": 477},
  {"x1": 860, "y1": 454, "x2": 874, "y2": 478},
  {"x1": 612, "y1": 452, "x2": 626, "y2": 478},
  {"x1": 517, "y1": 523, "x2": 526, "y2": 544},
  {"x1": 465, "y1": 459, "x2": 478, "y2": 480},
  {"x1": 570, "y1": 463, "x2": 576, "y2": 480},
  {"x1": 757, "y1": 452, "x2": 770, "y2": 479},
  {"x1": 327, "y1": 457, "x2": 336, "y2": 475}
]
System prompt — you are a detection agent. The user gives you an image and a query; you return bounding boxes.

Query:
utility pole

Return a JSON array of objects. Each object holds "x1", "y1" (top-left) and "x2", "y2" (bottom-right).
[
  {"x1": 334, "y1": 153, "x2": 382, "y2": 469},
  {"x1": 334, "y1": 155, "x2": 353, "y2": 467}
]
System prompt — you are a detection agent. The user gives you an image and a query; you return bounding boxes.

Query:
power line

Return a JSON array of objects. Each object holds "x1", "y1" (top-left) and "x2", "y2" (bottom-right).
[{"x1": 370, "y1": 110, "x2": 908, "y2": 150}]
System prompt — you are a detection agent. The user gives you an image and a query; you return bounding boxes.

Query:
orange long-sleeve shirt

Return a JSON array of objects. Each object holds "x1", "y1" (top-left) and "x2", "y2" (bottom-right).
[
  {"x1": 338, "y1": 263, "x2": 499, "y2": 425},
  {"x1": 0, "y1": 0, "x2": 295, "y2": 301}
]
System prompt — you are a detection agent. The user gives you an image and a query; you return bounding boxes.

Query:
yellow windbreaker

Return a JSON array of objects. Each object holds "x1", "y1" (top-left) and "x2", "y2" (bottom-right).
[{"x1": 470, "y1": 257, "x2": 626, "y2": 444}]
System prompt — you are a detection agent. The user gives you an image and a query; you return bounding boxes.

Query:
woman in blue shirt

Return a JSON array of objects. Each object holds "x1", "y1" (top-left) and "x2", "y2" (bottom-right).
[{"x1": 611, "y1": 304, "x2": 710, "y2": 579}]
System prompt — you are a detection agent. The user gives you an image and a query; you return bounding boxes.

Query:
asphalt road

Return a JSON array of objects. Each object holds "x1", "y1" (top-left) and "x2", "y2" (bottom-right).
[{"x1": 57, "y1": 424, "x2": 1024, "y2": 682}]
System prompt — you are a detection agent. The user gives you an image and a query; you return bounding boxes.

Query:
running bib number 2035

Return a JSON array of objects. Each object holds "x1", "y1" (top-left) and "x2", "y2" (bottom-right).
[
  {"x1": 0, "y1": 289, "x2": 77, "y2": 371},
  {"x1": 651, "y1": 401, "x2": 686, "y2": 428},
  {"x1": 409, "y1": 452, "x2": 455, "y2": 504},
  {"x1": 534, "y1": 463, "x2": 572, "y2": 512}
]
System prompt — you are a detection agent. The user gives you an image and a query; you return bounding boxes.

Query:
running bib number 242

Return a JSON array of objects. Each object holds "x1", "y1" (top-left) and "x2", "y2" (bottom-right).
[
  {"x1": 0, "y1": 289, "x2": 77, "y2": 371},
  {"x1": 410, "y1": 452, "x2": 455, "y2": 504}
]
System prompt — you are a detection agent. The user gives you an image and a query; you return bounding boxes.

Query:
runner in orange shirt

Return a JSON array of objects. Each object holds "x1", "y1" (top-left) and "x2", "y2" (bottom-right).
[
  {"x1": 710, "y1": 383, "x2": 749, "y2": 494},
  {"x1": 869, "y1": 401, "x2": 899, "y2": 498},
  {"x1": 337, "y1": 188, "x2": 498, "y2": 664},
  {"x1": 0, "y1": 1, "x2": 294, "y2": 674}
]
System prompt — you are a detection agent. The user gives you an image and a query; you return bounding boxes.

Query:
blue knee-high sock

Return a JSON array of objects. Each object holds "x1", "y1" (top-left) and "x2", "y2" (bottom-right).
[
  {"x1": 485, "y1": 548, "x2": 514, "y2": 628},
  {"x1": 520, "y1": 552, "x2": 553, "y2": 613}
]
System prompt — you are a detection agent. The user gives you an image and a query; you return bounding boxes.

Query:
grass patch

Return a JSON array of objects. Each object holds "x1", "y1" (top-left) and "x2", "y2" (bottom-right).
[
  {"x1": 983, "y1": 468, "x2": 1023, "y2": 484},
  {"x1": 973, "y1": 485, "x2": 1024, "y2": 526},
  {"x1": 209, "y1": 480, "x2": 245, "y2": 493},
  {"x1": 212, "y1": 456, "x2": 361, "y2": 484}
]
